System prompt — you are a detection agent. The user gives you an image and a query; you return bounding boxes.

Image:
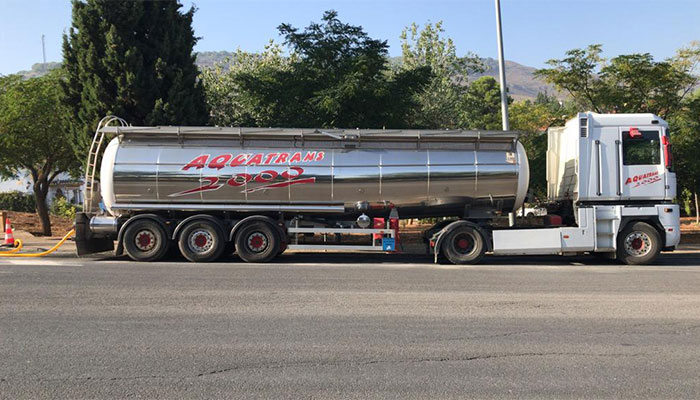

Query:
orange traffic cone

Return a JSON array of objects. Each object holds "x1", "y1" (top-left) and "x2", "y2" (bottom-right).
[{"x1": 3, "y1": 217, "x2": 14, "y2": 246}]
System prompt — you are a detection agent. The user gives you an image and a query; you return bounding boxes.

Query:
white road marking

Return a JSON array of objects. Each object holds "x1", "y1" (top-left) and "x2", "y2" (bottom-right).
[{"x1": 0, "y1": 259, "x2": 84, "y2": 267}]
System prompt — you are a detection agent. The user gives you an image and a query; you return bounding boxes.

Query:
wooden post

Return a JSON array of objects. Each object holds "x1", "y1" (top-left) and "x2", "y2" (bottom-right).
[
  {"x1": 695, "y1": 192, "x2": 699, "y2": 225},
  {"x1": 0, "y1": 211, "x2": 6, "y2": 231}
]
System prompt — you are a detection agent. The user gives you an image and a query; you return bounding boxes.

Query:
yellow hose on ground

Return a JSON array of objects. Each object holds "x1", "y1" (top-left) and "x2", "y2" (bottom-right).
[
  {"x1": 0, "y1": 239, "x2": 23, "y2": 254},
  {"x1": 0, "y1": 229, "x2": 75, "y2": 257}
]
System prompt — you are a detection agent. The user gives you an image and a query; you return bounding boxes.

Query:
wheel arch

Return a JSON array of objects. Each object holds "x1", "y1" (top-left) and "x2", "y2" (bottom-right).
[
  {"x1": 432, "y1": 220, "x2": 492, "y2": 263},
  {"x1": 172, "y1": 214, "x2": 228, "y2": 241},
  {"x1": 116, "y1": 214, "x2": 170, "y2": 256},
  {"x1": 618, "y1": 216, "x2": 666, "y2": 246},
  {"x1": 229, "y1": 215, "x2": 287, "y2": 243}
]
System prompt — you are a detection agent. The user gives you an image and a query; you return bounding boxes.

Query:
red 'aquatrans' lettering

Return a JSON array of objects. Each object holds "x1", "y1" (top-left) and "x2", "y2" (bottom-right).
[
  {"x1": 182, "y1": 154, "x2": 210, "y2": 170},
  {"x1": 182, "y1": 151, "x2": 325, "y2": 170},
  {"x1": 246, "y1": 153, "x2": 264, "y2": 165},
  {"x1": 229, "y1": 154, "x2": 249, "y2": 166},
  {"x1": 208, "y1": 154, "x2": 232, "y2": 170},
  {"x1": 263, "y1": 153, "x2": 279, "y2": 165},
  {"x1": 275, "y1": 153, "x2": 289, "y2": 164}
]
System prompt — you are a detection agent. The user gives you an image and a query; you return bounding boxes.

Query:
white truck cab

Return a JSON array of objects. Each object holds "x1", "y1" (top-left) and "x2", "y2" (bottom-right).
[{"x1": 492, "y1": 112, "x2": 680, "y2": 264}]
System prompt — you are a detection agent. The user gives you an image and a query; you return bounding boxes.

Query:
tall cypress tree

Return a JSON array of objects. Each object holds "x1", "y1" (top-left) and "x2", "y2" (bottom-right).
[{"x1": 62, "y1": 0, "x2": 208, "y2": 158}]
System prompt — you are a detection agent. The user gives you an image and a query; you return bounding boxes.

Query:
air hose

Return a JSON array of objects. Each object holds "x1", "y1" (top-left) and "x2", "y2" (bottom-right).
[{"x1": 0, "y1": 229, "x2": 75, "y2": 257}]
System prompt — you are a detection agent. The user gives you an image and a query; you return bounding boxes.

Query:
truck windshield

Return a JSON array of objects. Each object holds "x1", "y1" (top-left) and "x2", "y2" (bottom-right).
[{"x1": 622, "y1": 130, "x2": 660, "y2": 165}]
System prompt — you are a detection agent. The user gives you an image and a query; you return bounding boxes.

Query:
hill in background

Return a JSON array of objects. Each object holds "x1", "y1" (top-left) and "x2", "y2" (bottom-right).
[
  {"x1": 14, "y1": 53, "x2": 555, "y2": 100},
  {"x1": 196, "y1": 51, "x2": 556, "y2": 100}
]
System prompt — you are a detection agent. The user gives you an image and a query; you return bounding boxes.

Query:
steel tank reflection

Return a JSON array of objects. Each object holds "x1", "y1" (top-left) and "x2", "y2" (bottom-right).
[{"x1": 98, "y1": 127, "x2": 529, "y2": 219}]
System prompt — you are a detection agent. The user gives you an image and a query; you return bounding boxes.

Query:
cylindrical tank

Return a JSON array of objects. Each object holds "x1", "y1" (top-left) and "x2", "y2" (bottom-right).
[{"x1": 98, "y1": 126, "x2": 529, "y2": 219}]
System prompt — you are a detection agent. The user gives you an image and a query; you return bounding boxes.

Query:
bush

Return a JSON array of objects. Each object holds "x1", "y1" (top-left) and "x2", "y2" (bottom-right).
[
  {"x1": 0, "y1": 191, "x2": 36, "y2": 213},
  {"x1": 50, "y1": 197, "x2": 81, "y2": 219}
]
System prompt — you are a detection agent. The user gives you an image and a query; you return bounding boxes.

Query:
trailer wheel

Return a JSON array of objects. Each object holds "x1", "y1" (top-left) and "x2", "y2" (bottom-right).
[
  {"x1": 616, "y1": 222, "x2": 661, "y2": 265},
  {"x1": 235, "y1": 221, "x2": 280, "y2": 263},
  {"x1": 442, "y1": 226, "x2": 485, "y2": 265},
  {"x1": 123, "y1": 219, "x2": 169, "y2": 262},
  {"x1": 177, "y1": 220, "x2": 225, "y2": 262}
]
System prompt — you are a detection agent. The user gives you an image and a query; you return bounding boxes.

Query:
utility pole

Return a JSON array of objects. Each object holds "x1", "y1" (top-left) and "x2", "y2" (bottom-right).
[
  {"x1": 41, "y1": 34, "x2": 46, "y2": 65},
  {"x1": 494, "y1": 0, "x2": 509, "y2": 131},
  {"x1": 495, "y1": 0, "x2": 517, "y2": 226}
]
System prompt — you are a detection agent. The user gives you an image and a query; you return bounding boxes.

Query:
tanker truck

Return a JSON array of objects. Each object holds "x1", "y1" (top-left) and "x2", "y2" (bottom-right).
[{"x1": 75, "y1": 112, "x2": 680, "y2": 265}]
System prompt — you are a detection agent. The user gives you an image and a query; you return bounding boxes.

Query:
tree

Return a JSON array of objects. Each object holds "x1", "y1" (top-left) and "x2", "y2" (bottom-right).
[
  {"x1": 510, "y1": 93, "x2": 578, "y2": 200},
  {"x1": 460, "y1": 76, "x2": 505, "y2": 130},
  {"x1": 535, "y1": 44, "x2": 698, "y2": 119},
  {"x1": 0, "y1": 71, "x2": 81, "y2": 236},
  {"x1": 203, "y1": 10, "x2": 430, "y2": 129},
  {"x1": 202, "y1": 42, "x2": 296, "y2": 127},
  {"x1": 399, "y1": 21, "x2": 483, "y2": 128},
  {"x1": 62, "y1": 0, "x2": 208, "y2": 160},
  {"x1": 669, "y1": 92, "x2": 700, "y2": 222}
]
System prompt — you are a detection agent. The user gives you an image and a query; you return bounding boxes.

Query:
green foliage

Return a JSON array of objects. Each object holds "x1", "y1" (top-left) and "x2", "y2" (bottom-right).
[
  {"x1": 0, "y1": 192, "x2": 36, "y2": 213},
  {"x1": 62, "y1": 0, "x2": 208, "y2": 160},
  {"x1": 203, "y1": 11, "x2": 430, "y2": 128},
  {"x1": 0, "y1": 71, "x2": 81, "y2": 235},
  {"x1": 668, "y1": 90, "x2": 700, "y2": 217},
  {"x1": 400, "y1": 21, "x2": 483, "y2": 128},
  {"x1": 510, "y1": 92, "x2": 578, "y2": 201},
  {"x1": 50, "y1": 196, "x2": 81, "y2": 220},
  {"x1": 460, "y1": 76, "x2": 505, "y2": 130},
  {"x1": 535, "y1": 44, "x2": 698, "y2": 119},
  {"x1": 202, "y1": 42, "x2": 297, "y2": 126}
]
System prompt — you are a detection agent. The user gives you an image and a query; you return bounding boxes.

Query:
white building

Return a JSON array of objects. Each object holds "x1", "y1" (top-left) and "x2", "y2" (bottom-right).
[{"x1": 0, "y1": 171, "x2": 83, "y2": 205}]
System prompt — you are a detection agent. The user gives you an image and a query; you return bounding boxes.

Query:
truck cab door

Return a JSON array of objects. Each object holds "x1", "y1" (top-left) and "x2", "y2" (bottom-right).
[{"x1": 619, "y1": 127, "x2": 665, "y2": 200}]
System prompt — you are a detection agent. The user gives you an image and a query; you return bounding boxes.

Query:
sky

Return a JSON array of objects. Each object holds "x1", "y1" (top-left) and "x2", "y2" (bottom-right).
[{"x1": 1, "y1": 0, "x2": 699, "y2": 75}]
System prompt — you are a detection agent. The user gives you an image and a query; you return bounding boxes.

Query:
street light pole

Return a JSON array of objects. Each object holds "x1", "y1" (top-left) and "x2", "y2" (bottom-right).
[
  {"x1": 494, "y1": 0, "x2": 509, "y2": 131},
  {"x1": 495, "y1": 0, "x2": 517, "y2": 226}
]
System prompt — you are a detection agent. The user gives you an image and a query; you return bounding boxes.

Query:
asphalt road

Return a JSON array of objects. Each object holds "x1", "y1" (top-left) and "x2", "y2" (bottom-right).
[{"x1": 1, "y1": 252, "x2": 700, "y2": 399}]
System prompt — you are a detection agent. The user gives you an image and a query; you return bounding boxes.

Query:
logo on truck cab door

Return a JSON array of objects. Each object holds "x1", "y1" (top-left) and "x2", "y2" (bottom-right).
[{"x1": 625, "y1": 171, "x2": 661, "y2": 188}]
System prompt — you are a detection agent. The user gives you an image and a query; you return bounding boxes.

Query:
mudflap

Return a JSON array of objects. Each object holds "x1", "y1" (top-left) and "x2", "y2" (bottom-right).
[{"x1": 75, "y1": 213, "x2": 114, "y2": 256}]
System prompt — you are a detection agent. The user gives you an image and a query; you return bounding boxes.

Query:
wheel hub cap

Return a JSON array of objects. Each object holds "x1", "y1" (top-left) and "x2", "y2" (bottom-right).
[
  {"x1": 135, "y1": 230, "x2": 156, "y2": 251},
  {"x1": 453, "y1": 233, "x2": 475, "y2": 254},
  {"x1": 247, "y1": 232, "x2": 268, "y2": 253},
  {"x1": 624, "y1": 231, "x2": 652, "y2": 257},
  {"x1": 189, "y1": 229, "x2": 213, "y2": 253}
]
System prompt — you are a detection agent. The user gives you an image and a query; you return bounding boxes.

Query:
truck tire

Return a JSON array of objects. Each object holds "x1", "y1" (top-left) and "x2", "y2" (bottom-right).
[
  {"x1": 235, "y1": 221, "x2": 280, "y2": 263},
  {"x1": 616, "y1": 222, "x2": 661, "y2": 265},
  {"x1": 177, "y1": 220, "x2": 225, "y2": 262},
  {"x1": 442, "y1": 226, "x2": 486, "y2": 265},
  {"x1": 123, "y1": 219, "x2": 169, "y2": 262}
]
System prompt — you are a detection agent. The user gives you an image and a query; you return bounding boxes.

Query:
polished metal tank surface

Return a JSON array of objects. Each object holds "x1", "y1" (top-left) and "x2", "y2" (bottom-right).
[{"x1": 98, "y1": 126, "x2": 528, "y2": 219}]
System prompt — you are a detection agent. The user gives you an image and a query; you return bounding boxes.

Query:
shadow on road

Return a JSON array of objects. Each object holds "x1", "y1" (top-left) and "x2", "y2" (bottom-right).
[{"x1": 97, "y1": 250, "x2": 700, "y2": 267}]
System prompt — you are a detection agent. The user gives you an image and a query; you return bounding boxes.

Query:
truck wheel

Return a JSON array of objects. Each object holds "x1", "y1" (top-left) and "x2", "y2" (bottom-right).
[
  {"x1": 616, "y1": 222, "x2": 661, "y2": 265},
  {"x1": 235, "y1": 221, "x2": 280, "y2": 263},
  {"x1": 177, "y1": 220, "x2": 225, "y2": 262},
  {"x1": 442, "y1": 226, "x2": 486, "y2": 265},
  {"x1": 123, "y1": 219, "x2": 169, "y2": 262}
]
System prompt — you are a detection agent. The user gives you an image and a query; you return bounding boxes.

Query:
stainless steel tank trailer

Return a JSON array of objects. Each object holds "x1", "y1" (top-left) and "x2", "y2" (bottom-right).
[{"x1": 75, "y1": 113, "x2": 680, "y2": 265}]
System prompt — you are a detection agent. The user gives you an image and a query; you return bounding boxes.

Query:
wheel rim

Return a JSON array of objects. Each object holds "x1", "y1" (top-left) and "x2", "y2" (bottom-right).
[
  {"x1": 135, "y1": 230, "x2": 156, "y2": 252},
  {"x1": 624, "y1": 231, "x2": 652, "y2": 257},
  {"x1": 452, "y1": 232, "x2": 476, "y2": 255},
  {"x1": 188, "y1": 229, "x2": 214, "y2": 253},
  {"x1": 247, "y1": 232, "x2": 269, "y2": 253}
]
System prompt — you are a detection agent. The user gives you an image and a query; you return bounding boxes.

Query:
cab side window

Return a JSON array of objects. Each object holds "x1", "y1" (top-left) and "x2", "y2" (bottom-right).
[{"x1": 622, "y1": 130, "x2": 660, "y2": 165}]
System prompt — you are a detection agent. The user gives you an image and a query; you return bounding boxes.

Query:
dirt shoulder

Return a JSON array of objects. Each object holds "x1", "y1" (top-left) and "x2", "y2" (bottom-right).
[{"x1": 2, "y1": 211, "x2": 74, "y2": 238}]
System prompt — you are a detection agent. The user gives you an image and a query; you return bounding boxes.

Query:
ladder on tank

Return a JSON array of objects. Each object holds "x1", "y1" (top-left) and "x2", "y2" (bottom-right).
[{"x1": 83, "y1": 116, "x2": 128, "y2": 213}]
